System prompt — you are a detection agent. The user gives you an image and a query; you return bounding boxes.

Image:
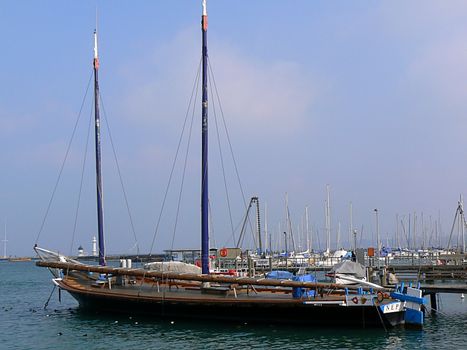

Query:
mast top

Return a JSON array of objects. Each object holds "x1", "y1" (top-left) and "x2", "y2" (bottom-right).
[
  {"x1": 94, "y1": 30, "x2": 98, "y2": 59},
  {"x1": 202, "y1": 0, "x2": 208, "y2": 31},
  {"x1": 202, "y1": 0, "x2": 207, "y2": 16},
  {"x1": 93, "y1": 30, "x2": 99, "y2": 69}
]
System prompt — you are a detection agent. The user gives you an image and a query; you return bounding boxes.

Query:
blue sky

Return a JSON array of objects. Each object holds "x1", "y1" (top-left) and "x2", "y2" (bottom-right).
[{"x1": 1, "y1": 1, "x2": 467, "y2": 256}]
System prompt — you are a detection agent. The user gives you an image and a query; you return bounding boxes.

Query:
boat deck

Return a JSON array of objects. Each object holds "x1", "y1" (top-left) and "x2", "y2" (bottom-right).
[{"x1": 62, "y1": 272, "x2": 345, "y2": 304}]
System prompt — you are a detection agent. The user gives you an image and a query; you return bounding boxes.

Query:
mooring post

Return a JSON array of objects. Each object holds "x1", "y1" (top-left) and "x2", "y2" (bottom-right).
[
  {"x1": 430, "y1": 293, "x2": 438, "y2": 311},
  {"x1": 382, "y1": 266, "x2": 387, "y2": 285}
]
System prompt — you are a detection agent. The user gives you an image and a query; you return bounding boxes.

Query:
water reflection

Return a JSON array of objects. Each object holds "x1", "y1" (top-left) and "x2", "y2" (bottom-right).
[{"x1": 1, "y1": 262, "x2": 466, "y2": 350}]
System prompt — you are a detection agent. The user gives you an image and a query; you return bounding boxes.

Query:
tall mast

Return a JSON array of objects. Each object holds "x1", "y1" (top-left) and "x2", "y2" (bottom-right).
[
  {"x1": 93, "y1": 29, "x2": 105, "y2": 266},
  {"x1": 201, "y1": 0, "x2": 209, "y2": 274},
  {"x1": 255, "y1": 197, "x2": 262, "y2": 254},
  {"x1": 264, "y1": 202, "x2": 268, "y2": 254},
  {"x1": 325, "y1": 184, "x2": 331, "y2": 254},
  {"x1": 460, "y1": 195, "x2": 465, "y2": 254},
  {"x1": 396, "y1": 213, "x2": 399, "y2": 249},
  {"x1": 337, "y1": 221, "x2": 341, "y2": 250},
  {"x1": 285, "y1": 194, "x2": 288, "y2": 252},
  {"x1": 305, "y1": 206, "x2": 311, "y2": 252},
  {"x1": 285, "y1": 193, "x2": 295, "y2": 252},
  {"x1": 2, "y1": 220, "x2": 7, "y2": 259},
  {"x1": 374, "y1": 208, "x2": 380, "y2": 263},
  {"x1": 349, "y1": 202, "x2": 353, "y2": 250}
]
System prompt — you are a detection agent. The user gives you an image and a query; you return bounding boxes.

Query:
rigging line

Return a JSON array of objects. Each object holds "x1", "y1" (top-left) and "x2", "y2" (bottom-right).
[
  {"x1": 359, "y1": 225, "x2": 364, "y2": 248},
  {"x1": 230, "y1": 216, "x2": 244, "y2": 245},
  {"x1": 208, "y1": 199, "x2": 216, "y2": 248},
  {"x1": 400, "y1": 218, "x2": 409, "y2": 248},
  {"x1": 69, "y1": 106, "x2": 93, "y2": 256},
  {"x1": 447, "y1": 206, "x2": 459, "y2": 250},
  {"x1": 424, "y1": 303, "x2": 449, "y2": 317},
  {"x1": 238, "y1": 200, "x2": 256, "y2": 248},
  {"x1": 99, "y1": 93, "x2": 139, "y2": 254},
  {"x1": 374, "y1": 302, "x2": 388, "y2": 332},
  {"x1": 244, "y1": 209, "x2": 257, "y2": 250},
  {"x1": 148, "y1": 57, "x2": 202, "y2": 256},
  {"x1": 207, "y1": 58, "x2": 248, "y2": 209},
  {"x1": 208, "y1": 58, "x2": 256, "y2": 249},
  {"x1": 35, "y1": 71, "x2": 93, "y2": 245},
  {"x1": 208, "y1": 67, "x2": 236, "y2": 245},
  {"x1": 221, "y1": 212, "x2": 249, "y2": 247},
  {"x1": 237, "y1": 199, "x2": 260, "y2": 249},
  {"x1": 170, "y1": 80, "x2": 197, "y2": 252},
  {"x1": 287, "y1": 206, "x2": 296, "y2": 251},
  {"x1": 43, "y1": 285, "x2": 57, "y2": 310},
  {"x1": 315, "y1": 226, "x2": 321, "y2": 251},
  {"x1": 243, "y1": 213, "x2": 258, "y2": 248}
]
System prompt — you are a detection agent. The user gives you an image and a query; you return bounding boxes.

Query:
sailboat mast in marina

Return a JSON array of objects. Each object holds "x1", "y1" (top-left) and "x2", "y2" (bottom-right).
[
  {"x1": 325, "y1": 184, "x2": 331, "y2": 254},
  {"x1": 201, "y1": 0, "x2": 209, "y2": 275},
  {"x1": 93, "y1": 29, "x2": 106, "y2": 267}
]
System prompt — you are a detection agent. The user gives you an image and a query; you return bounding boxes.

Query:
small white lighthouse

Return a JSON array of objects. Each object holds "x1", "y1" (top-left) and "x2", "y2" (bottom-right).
[
  {"x1": 92, "y1": 236, "x2": 98, "y2": 257},
  {"x1": 78, "y1": 245, "x2": 85, "y2": 257}
]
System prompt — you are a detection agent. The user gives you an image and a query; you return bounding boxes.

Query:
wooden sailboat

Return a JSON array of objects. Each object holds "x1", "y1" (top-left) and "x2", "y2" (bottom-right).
[{"x1": 35, "y1": 1, "x2": 424, "y2": 328}]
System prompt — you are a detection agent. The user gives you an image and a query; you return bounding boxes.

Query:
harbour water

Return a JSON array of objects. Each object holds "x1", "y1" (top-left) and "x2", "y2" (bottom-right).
[{"x1": 1, "y1": 261, "x2": 466, "y2": 350}]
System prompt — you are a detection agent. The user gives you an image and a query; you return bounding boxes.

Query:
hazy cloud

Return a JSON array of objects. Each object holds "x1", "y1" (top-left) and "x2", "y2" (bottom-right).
[{"x1": 119, "y1": 27, "x2": 315, "y2": 137}]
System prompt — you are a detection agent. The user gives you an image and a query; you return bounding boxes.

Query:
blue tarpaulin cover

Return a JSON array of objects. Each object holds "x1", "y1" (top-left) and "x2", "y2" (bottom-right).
[
  {"x1": 292, "y1": 274, "x2": 316, "y2": 298},
  {"x1": 266, "y1": 270, "x2": 294, "y2": 280}
]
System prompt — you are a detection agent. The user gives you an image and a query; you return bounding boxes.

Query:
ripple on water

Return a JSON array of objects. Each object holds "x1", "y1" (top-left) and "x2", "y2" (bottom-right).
[{"x1": 1, "y1": 262, "x2": 466, "y2": 350}]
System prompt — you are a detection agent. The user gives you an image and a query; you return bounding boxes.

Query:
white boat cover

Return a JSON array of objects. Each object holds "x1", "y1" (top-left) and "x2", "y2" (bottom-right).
[
  {"x1": 144, "y1": 261, "x2": 202, "y2": 274},
  {"x1": 331, "y1": 260, "x2": 366, "y2": 278}
]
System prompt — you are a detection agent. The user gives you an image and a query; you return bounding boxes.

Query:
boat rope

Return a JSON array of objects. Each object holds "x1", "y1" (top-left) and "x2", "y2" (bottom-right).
[
  {"x1": 315, "y1": 227, "x2": 321, "y2": 251},
  {"x1": 43, "y1": 285, "x2": 57, "y2": 310},
  {"x1": 35, "y1": 72, "x2": 93, "y2": 245},
  {"x1": 287, "y1": 206, "x2": 296, "y2": 252},
  {"x1": 169, "y1": 78, "x2": 197, "y2": 252},
  {"x1": 236, "y1": 198, "x2": 261, "y2": 249},
  {"x1": 69, "y1": 107, "x2": 93, "y2": 256},
  {"x1": 208, "y1": 200, "x2": 217, "y2": 248},
  {"x1": 100, "y1": 93, "x2": 140, "y2": 254},
  {"x1": 416, "y1": 260, "x2": 423, "y2": 284},
  {"x1": 447, "y1": 205, "x2": 459, "y2": 251},
  {"x1": 207, "y1": 58, "x2": 249, "y2": 210},
  {"x1": 208, "y1": 58, "x2": 256, "y2": 248},
  {"x1": 359, "y1": 225, "x2": 364, "y2": 248},
  {"x1": 147, "y1": 58, "x2": 202, "y2": 257},
  {"x1": 137, "y1": 59, "x2": 202, "y2": 295},
  {"x1": 208, "y1": 67, "x2": 235, "y2": 245},
  {"x1": 399, "y1": 216, "x2": 410, "y2": 247},
  {"x1": 374, "y1": 301, "x2": 388, "y2": 332},
  {"x1": 424, "y1": 303, "x2": 449, "y2": 317}
]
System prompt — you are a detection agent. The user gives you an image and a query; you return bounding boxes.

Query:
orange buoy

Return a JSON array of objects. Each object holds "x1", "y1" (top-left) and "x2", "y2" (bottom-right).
[{"x1": 219, "y1": 248, "x2": 228, "y2": 257}]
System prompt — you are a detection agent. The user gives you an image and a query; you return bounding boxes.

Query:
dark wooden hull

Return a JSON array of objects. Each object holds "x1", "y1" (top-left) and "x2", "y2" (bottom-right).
[{"x1": 64, "y1": 284, "x2": 404, "y2": 328}]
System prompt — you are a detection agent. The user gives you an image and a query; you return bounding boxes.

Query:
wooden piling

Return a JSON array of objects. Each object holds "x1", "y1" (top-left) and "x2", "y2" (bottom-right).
[{"x1": 430, "y1": 293, "x2": 437, "y2": 311}]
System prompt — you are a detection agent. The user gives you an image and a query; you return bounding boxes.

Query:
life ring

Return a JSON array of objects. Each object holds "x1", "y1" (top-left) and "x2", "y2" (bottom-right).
[
  {"x1": 377, "y1": 291, "x2": 384, "y2": 303},
  {"x1": 219, "y1": 248, "x2": 228, "y2": 257}
]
